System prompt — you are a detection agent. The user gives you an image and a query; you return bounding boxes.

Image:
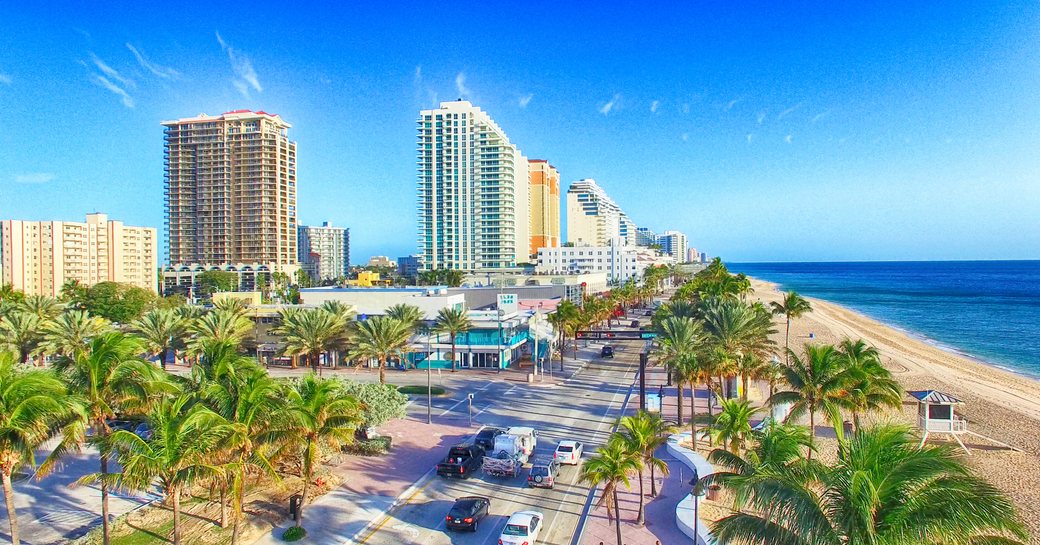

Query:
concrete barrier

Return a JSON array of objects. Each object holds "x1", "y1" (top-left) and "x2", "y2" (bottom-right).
[{"x1": 666, "y1": 432, "x2": 716, "y2": 545}]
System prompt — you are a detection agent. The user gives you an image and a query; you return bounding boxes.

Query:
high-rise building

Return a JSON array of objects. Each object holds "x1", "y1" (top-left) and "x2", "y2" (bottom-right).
[
  {"x1": 298, "y1": 222, "x2": 350, "y2": 281},
  {"x1": 162, "y1": 110, "x2": 298, "y2": 267},
  {"x1": 636, "y1": 227, "x2": 658, "y2": 247},
  {"x1": 417, "y1": 101, "x2": 529, "y2": 271},
  {"x1": 528, "y1": 160, "x2": 561, "y2": 258},
  {"x1": 658, "y1": 230, "x2": 689, "y2": 263},
  {"x1": 1, "y1": 213, "x2": 158, "y2": 296},
  {"x1": 566, "y1": 179, "x2": 635, "y2": 246}
]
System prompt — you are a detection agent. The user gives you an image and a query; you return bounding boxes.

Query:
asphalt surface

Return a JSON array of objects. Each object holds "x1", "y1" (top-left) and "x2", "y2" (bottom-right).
[{"x1": 355, "y1": 337, "x2": 641, "y2": 545}]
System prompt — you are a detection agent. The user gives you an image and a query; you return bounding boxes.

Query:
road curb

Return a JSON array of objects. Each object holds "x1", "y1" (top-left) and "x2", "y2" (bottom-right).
[{"x1": 344, "y1": 465, "x2": 437, "y2": 545}]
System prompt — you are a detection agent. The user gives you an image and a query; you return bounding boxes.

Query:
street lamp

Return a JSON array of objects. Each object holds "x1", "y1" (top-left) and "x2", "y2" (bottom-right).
[
  {"x1": 497, "y1": 308, "x2": 506, "y2": 373},
  {"x1": 688, "y1": 471, "x2": 707, "y2": 543},
  {"x1": 425, "y1": 324, "x2": 432, "y2": 425}
]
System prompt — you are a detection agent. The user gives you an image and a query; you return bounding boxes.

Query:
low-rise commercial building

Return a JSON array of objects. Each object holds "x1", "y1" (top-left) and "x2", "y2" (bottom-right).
[
  {"x1": 535, "y1": 243, "x2": 673, "y2": 284},
  {"x1": 461, "y1": 270, "x2": 608, "y2": 297},
  {"x1": 299, "y1": 286, "x2": 463, "y2": 319},
  {"x1": 397, "y1": 255, "x2": 423, "y2": 277}
]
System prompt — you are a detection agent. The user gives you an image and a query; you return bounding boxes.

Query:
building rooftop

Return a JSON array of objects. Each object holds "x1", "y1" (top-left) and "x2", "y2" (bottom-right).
[
  {"x1": 300, "y1": 286, "x2": 449, "y2": 294},
  {"x1": 908, "y1": 390, "x2": 963, "y2": 404}
]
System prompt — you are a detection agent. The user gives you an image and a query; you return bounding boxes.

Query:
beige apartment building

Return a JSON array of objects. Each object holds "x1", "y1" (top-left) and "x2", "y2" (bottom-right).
[
  {"x1": 162, "y1": 110, "x2": 298, "y2": 267},
  {"x1": 528, "y1": 160, "x2": 561, "y2": 258},
  {"x1": 0, "y1": 213, "x2": 158, "y2": 296}
]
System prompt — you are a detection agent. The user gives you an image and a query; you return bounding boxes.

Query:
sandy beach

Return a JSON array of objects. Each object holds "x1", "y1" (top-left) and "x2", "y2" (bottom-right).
[{"x1": 749, "y1": 278, "x2": 1040, "y2": 542}]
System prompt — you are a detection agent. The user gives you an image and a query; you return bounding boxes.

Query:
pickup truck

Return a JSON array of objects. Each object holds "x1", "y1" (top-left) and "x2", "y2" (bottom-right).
[
  {"x1": 482, "y1": 427, "x2": 538, "y2": 478},
  {"x1": 436, "y1": 443, "x2": 484, "y2": 479}
]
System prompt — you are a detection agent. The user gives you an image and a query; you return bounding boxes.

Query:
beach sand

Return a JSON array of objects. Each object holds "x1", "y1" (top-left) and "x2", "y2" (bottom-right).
[{"x1": 749, "y1": 278, "x2": 1040, "y2": 542}]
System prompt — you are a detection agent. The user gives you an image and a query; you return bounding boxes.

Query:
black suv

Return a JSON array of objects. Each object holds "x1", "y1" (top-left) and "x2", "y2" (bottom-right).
[
  {"x1": 445, "y1": 496, "x2": 491, "y2": 531},
  {"x1": 474, "y1": 426, "x2": 506, "y2": 452},
  {"x1": 600, "y1": 346, "x2": 615, "y2": 358}
]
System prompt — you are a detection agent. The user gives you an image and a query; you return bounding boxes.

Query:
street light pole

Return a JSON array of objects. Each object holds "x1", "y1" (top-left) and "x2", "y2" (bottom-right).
[{"x1": 426, "y1": 326, "x2": 432, "y2": 425}]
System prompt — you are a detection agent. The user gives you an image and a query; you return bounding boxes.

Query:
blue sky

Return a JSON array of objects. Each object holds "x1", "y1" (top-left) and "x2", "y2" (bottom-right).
[{"x1": 1, "y1": 2, "x2": 1038, "y2": 263}]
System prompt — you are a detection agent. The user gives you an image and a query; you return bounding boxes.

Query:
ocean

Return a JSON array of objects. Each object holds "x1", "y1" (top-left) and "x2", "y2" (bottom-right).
[{"x1": 729, "y1": 261, "x2": 1040, "y2": 379}]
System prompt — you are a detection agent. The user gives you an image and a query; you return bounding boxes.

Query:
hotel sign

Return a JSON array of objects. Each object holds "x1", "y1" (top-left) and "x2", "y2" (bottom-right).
[{"x1": 497, "y1": 293, "x2": 518, "y2": 314}]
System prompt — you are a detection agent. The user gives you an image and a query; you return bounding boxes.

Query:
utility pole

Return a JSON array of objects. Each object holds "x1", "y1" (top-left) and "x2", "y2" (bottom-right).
[
  {"x1": 467, "y1": 393, "x2": 474, "y2": 427},
  {"x1": 639, "y1": 341, "x2": 651, "y2": 411}
]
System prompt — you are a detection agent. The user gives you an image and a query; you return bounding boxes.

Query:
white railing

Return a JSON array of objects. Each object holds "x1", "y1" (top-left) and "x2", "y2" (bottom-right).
[{"x1": 920, "y1": 416, "x2": 968, "y2": 433}]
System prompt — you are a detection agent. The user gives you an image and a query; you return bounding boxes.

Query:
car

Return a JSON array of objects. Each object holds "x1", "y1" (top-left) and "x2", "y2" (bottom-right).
[
  {"x1": 600, "y1": 346, "x2": 614, "y2": 358},
  {"x1": 527, "y1": 457, "x2": 560, "y2": 489},
  {"x1": 498, "y1": 510, "x2": 544, "y2": 545},
  {"x1": 474, "y1": 426, "x2": 507, "y2": 452},
  {"x1": 445, "y1": 496, "x2": 490, "y2": 532},
  {"x1": 554, "y1": 440, "x2": 584, "y2": 465},
  {"x1": 436, "y1": 443, "x2": 484, "y2": 479},
  {"x1": 630, "y1": 320, "x2": 640, "y2": 328}
]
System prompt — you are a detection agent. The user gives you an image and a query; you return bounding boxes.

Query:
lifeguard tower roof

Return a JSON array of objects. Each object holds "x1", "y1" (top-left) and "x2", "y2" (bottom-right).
[{"x1": 908, "y1": 390, "x2": 962, "y2": 404}]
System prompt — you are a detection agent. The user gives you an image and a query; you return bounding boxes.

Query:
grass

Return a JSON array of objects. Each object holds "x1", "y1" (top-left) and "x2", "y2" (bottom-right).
[
  {"x1": 282, "y1": 526, "x2": 307, "y2": 541},
  {"x1": 109, "y1": 519, "x2": 175, "y2": 545},
  {"x1": 396, "y1": 385, "x2": 446, "y2": 396}
]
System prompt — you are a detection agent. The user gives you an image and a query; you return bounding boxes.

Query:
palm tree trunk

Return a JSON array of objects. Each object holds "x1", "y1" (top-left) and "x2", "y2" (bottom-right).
[
  {"x1": 312, "y1": 351, "x2": 321, "y2": 376},
  {"x1": 160, "y1": 347, "x2": 169, "y2": 371},
  {"x1": 2, "y1": 470, "x2": 20, "y2": 545},
  {"x1": 172, "y1": 485, "x2": 182, "y2": 545},
  {"x1": 853, "y1": 411, "x2": 861, "y2": 432},
  {"x1": 100, "y1": 452, "x2": 111, "y2": 545},
  {"x1": 613, "y1": 488, "x2": 623, "y2": 545},
  {"x1": 296, "y1": 441, "x2": 313, "y2": 528},
  {"x1": 785, "y1": 317, "x2": 791, "y2": 364},
  {"x1": 675, "y1": 379, "x2": 684, "y2": 426},
  {"x1": 231, "y1": 468, "x2": 243, "y2": 545},
  {"x1": 378, "y1": 356, "x2": 386, "y2": 384},
  {"x1": 450, "y1": 335, "x2": 457, "y2": 372},
  {"x1": 636, "y1": 468, "x2": 645, "y2": 525},
  {"x1": 690, "y1": 382, "x2": 698, "y2": 450},
  {"x1": 808, "y1": 410, "x2": 815, "y2": 461},
  {"x1": 707, "y1": 381, "x2": 716, "y2": 446},
  {"x1": 741, "y1": 375, "x2": 749, "y2": 402},
  {"x1": 220, "y1": 483, "x2": 228, "y2": 528},
  {"x1": 649, "y1": 457, "x2": 658, "y2": 497}
]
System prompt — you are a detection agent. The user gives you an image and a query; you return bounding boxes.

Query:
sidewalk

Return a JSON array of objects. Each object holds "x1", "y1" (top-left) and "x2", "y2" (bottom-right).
[{"x1": 250, "y1": 415, "x2": 468, "y2": 545}]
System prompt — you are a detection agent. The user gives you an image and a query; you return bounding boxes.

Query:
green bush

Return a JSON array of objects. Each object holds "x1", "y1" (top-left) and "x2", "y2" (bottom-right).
[
  {"x1": 344, "y1": 436, "x2": 392, "y2": 456},
  {"x1": 336, "y1": 380, "x2": 408, "y2": 428},
  {"x1": 396, "y1": 385, "x2": 446, "y2": 396},
  {"x1": 282, "y1": 526, "x2": 307, "y2": 542}
]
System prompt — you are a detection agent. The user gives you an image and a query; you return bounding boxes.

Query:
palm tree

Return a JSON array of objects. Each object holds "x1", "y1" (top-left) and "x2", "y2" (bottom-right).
[
  {"x1": 733, "y1": 353, "x2": 769, "y2": 402},
  {"x1": 212, "y1": 296, "x2": 248, "y2": 316},
  {"x1": 278, "y1": 375, "x2": 361, "y2": 530},
  {"x1": 48, "y1": 332, "x2": 169, "y2": 545},
  {"x1": 709, "y1": 398, "x2": 759, "y2": 454},
  {"x1": 0, "y1": 311, "x2": 46, "y2": 364},
  {"x1": 769, "y1": 344, "x2": 851, "y2": 458},
  {"x1": 433, "y1": 307, "x2": 472, "y2": 372},
  {"x1": 133, "y1": 308, "x2": 187, "y2": 370},
  {"x1": 205, "y1": 360, "x2": 282, "y2": 544},
  {"x1": 770, "y1": 291, "x2": 812, "y2": 364},
  {"x1": 700, "y1": 297, "x2": 776, "y2": 400},
  {"x1": 277, "y1": 308, "x2": 349, "y2": 375},
  {"x1": 547, "y1": 300, "x2": 578, "y2": 366},
  {"x1": 711, "y1": 425, "x2": 1028, "y2": 545},
  {"x1": 837, "y1": 338, "x2": 901, "y2": 431},
  {"x1": 707, "y1": 420, "x2": 815, "y2": 512},
  {"x1": 188, "y1": 309, "x2": 254, "y2": 359},
  {"x1": 350, "y1": 316, "x2": 413, "y2": 384},
  {"x1": 102, "y1": 394, "x2": 231, "y2": 545},
  {"x1": 40, "y1": 310, "x2": 111, "y2": 359},
  {"x1": 655, "y1": 316, "x2": 702, "y2": 430},
  {"x1": 19, "y1": 294, "x2": 63, "y2": 320},
  {"x1": 386, "y1": 304, "x2": 423, "y2": 369},
  {"x1": 0, "y1": 352, "x2": 81, "y2": 545},
  {"x1": 617, "y1": 410, "x2": 676, "y2": 524},
  {"x1": 580, "y1": 436, "x2": 641, "y2": 545}
]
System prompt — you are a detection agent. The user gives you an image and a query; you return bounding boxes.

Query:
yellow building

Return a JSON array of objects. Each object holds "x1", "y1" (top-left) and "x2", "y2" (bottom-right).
[
  {"x1": 347, "y1": 271, "x2": 392, "y2": 287},
  {"x1": 1, "y1": 213, "x2": 158, "y2": 296},
  {"x1": 528, "y1": 160, "x2": 561, "y2": 259}
]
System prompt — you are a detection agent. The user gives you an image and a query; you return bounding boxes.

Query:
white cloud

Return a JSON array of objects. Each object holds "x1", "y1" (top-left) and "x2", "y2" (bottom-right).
[
  {"x1": 126, "y1": 43, "x2": 180, "y2": 79},
  {"x1": 14, "y1": 173, "x2": 56, "y2": 184},
  {"x1": 784, "y1": 134, "x2": 793, "y2": 144},
  {"x1": 777, "y1": 103, "x2": 802, "y2": 120},
  {"x1": 724, "y1": 97, "x2": 742, "y2": 112},
  {"x1": 0, "y1": 73, "x2": 11, "y2": 85},
  {"x1": 811, "y1": 110, "x2": 830, "y2": 124},
  {"x1": 454, "y1": 72, "x2": 471, "y2": 98},
  {"x1": 681, "y1": 103, "x2": 690, "y2": 114},
  {"x1": 216, "y1": 32, "x2": 262, "y2": 98},
  {"x1": 518, "y1": 94, "x2": 533, "y2": 108},
  {"x1": 89, "y1": 52, "x2": 134, "y2": 89},
  {"x1": 681, "y1": 133, "x2": 690, "y2": 142},
  {"x1": 599, "y1": 93, "x2": 621, "y2": 115},
  {"x1": 650, "y1": 100, "x2": 659, "y2": 113},
  {"x1": 91, "y1": 74, "x2": 134, "y2": 108},
  {"x1": 757, "y1": 110, "x2": 767, "y2": 124},
  {"x1": 746, "y1": 133, "x2": 754, "y2": 144},
  {"x1": 415, "y1": 65, "x2": 422, "y2": 81}
]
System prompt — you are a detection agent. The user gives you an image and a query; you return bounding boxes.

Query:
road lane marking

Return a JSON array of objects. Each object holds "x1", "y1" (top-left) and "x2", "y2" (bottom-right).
[{"x1": 438, "y1": 381, "x2": 496, "y2": 416}]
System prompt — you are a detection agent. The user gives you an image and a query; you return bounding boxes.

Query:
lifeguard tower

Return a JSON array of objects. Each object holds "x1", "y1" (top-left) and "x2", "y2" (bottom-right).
[{"x1": 908, "y1": 389, "x2": 1019, "y2": 455}]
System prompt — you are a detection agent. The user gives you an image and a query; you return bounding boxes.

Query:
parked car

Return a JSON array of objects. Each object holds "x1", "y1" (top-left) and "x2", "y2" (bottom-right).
[
  {"x1": 630, "y1": 320, "x2": 640, "y2": 328},
  {"x1": 499, "y1": 511, "x2": 545, "y2": 545},
  {"x1": 554, "y1": 440, "x2": 584, "y2": 465},
  {"x1": 474, "y1": 426, "x2": 506, "y2": 452},
  {"x1": 482, "y1": 427, "x2": 538, "y2": 478},
  {"x1": 436, "y1": 443, "x2": 484, "y2": 479},
  {"x1": 600, "y1": 346, "x2": 615, "y2": 358},
  {"x1": 445, "y1": 496, "x2": 490, "y2": 532},
  {"x1": 527, "y1": 457, "x2": 560, "y2": 489}
]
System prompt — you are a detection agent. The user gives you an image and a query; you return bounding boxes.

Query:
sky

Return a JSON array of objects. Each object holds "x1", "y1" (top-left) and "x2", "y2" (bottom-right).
[{"x1": 1, "y1": 2, "x2": 1038, "y2": 263}]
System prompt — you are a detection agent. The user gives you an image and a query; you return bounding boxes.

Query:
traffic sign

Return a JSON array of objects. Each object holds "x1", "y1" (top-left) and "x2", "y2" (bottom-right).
[{"x1": 576, "y1": 330, "x2": 657, "y2": 341}]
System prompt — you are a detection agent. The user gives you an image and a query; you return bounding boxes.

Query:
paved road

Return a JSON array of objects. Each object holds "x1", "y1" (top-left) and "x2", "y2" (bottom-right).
[{"x1": 354, "y1": 340, "x2": 641, "y2": 545}]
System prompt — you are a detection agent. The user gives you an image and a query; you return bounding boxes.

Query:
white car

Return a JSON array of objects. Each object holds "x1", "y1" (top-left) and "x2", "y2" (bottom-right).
[
  {"x1": 554, "y1": 440, "x2": 583, "y2": 465},
  {"x1": 498, "y1": 510, "x2": 544, "y2": 545}
]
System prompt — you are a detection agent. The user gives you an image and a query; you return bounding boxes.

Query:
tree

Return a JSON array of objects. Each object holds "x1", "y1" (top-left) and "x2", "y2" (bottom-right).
[
  {"x1": 337, "y1": 380, "x2": 408, "y2": 430},
  {"x1": 133, "y1": 308, "x2": 188, "y2": 370},
  {"x1": 770, "y1": 291, "x2": 812, "y2": 364},
  {"x1": 433, "y1": 307, "x2": 472, "y2": 372},
  {"x1": 617, "y1": 411, "x2": 675, "y2": 524},
  {"x1": 102, "y1": 394, "x2": 231, "y2": 545},
  {"x1": 277, "y1": 308, "x2": 350, "y2": 375},
  {"x1": 837, "y1": 338, "x2": 901, "y2": 431},
  {"x1": 0, "y1": 352, "x2": 80, "y2": 545},
  {"x1": 654, "y1": 316, "x2": 702, "y2": 431},
  {"x1": 769, "y1": 344, "x2": 851, "y2": 458},
  {"x1": 709, "y1": 398, "x2": 759, "y2": 454},
  {"x1": 699, "y1": 297, "x2": 776, "y2": 400},
  {"x1": 386, "y1": 304, "x2": 423, "y2": 368},
  {"x1": 350, "y1": 316, "x2": 413, "y2": 384},
  {"x1": 417, "y1": 268, "x2": 464, "y2": 287},
  {"x1": 48, "y1": 332, "x2": 169, "y2": 545},
  {"x1": 278, "y1": 374, "x2": 361, "y2": 531},
  {"x1": 196, "y1": 270, "x2": 240, "y2": 299},
  {"x1": 0, "y1": 311, "x2": 46, "y2": 364},
  {"x1": 60, "y1": 279, "x2": 89, "y2": 309},
  {"x1": 707, "y1": 420, "x2": 815, "y2": 512},
  {"x1": 82, "y1": 282, "x2": 156, "y2": 323},
  {"x1": 0, "y1": 284, "x2": 25, "y2": 307},
  {"x1": 547, "y1": 300, "x2": 578, "y2": 367},
  {"x1": 580, "y1": 436, "x2": 641, "y2": 545},
  {"x1": 19, "y1": 295, "x2": 63, "y2": 320},
  {"x1": 711, "y1": 425, "x2": 1028, "y2": 545},
  {"x1": 41, "y1": 310, "x2": 111, "y2": 359},
  {"x1": 189, "y1": 309, "x2": 254, "y2": 356}
]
